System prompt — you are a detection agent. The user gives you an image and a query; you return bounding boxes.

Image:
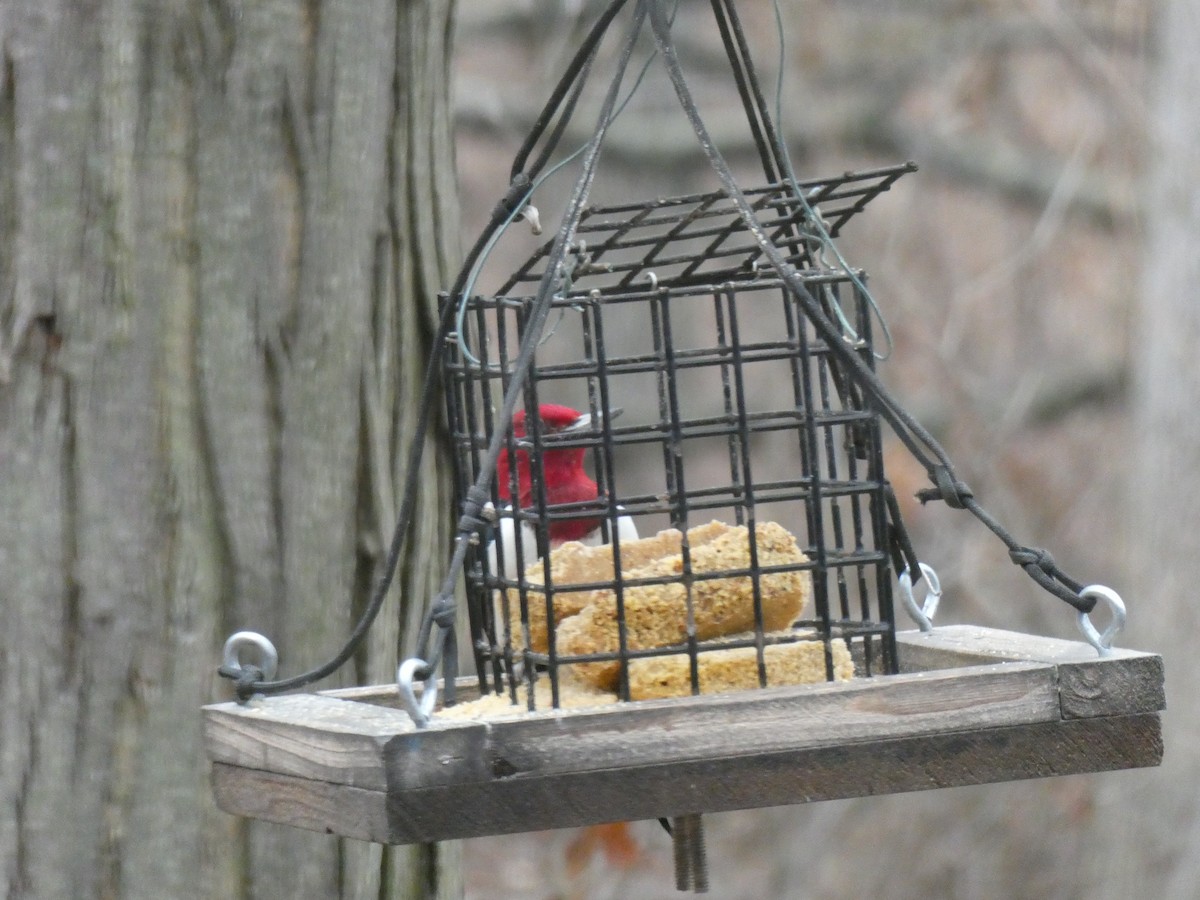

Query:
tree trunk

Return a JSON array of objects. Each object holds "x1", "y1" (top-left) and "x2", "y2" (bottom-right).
[{"x1": 0, "y1": 1, "x2": 462, "y2": 898}]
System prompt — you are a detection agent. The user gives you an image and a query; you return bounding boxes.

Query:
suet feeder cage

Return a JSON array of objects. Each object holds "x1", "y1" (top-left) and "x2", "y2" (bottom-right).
[{"x1": 204, "y1": 2, "x2": 1162, "y2": 891}]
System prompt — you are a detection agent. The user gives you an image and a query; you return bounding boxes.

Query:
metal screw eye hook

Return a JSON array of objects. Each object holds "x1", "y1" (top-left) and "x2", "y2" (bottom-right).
[
  {"x1": 397, "y1": 658, "x2": 439, "y2": 728},
  {"x1": 898, "y1": 563, "x2": 942, "y2": 632},
  {"x1": 221, "y1": 631, "x2": 279, "y2": 700},
  {"x1": 1077, "y1": 585, "x2": 1126, "y2": 657},
  {"x1": 518, "y1": 203, "x2": 542, "y2": 235},
  {"x1": 645, "y1": 271, "x2": 658, "y2": 292}
]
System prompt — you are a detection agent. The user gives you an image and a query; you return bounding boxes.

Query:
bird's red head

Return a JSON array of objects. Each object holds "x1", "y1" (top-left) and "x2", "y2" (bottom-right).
[
  {"x1": 496, "y1": 403, "x2": 601, "y2": 544},
  {"x1": 509, "y1": 403, "x2": 583, "y2": 439}
]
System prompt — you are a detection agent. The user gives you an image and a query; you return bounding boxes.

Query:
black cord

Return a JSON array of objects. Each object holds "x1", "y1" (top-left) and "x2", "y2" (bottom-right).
[
  {"x1": 221, "y1": 1, "x2": 652, "y2": 702},
  {"x1": 646, "y1": 1, "x2": 1096, "y2": 615},
  {"x1": 413, "y1": 0, "x2": 652, "y2": 684},
  {"x1": 222, "y1": 201, "x2": 514, "y2": 701},
  {"x1": 512, "y1": 0, "x2": 631, "y2": 180},
  {"x1": 224, "y1": 0, "x2": 1097, "y2": 701},
  {"x1": 708, "y1": 0, "x2": 785, "y2": 183}
]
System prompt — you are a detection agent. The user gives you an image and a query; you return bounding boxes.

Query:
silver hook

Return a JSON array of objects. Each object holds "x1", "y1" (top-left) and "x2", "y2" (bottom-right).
[
  {"x1": 221, "y1": 631, "x2": 278, "y2": 701},
  {"x1": 397, "y1": 658, "x2": 439, "y2": 728},
  {"x1": 898, "y1": 563, "x2": 942, "y2": 632},
  {"x1": 518, "y1": 203, "x2": 542, "y2": 235},
  {"x1": 221, "y1": 631, "x2": 279, "y2": 681},
  {"x1": 1076, "y1": 584, "x2": 1126, "y2": 657}
]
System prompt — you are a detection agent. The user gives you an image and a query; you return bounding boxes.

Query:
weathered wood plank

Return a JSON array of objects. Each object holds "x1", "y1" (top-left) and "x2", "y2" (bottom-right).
[
  {"x1": 209, "y1": 662, "x2": 1061, "y2": 792},
  {"x1": 896, "y1": 625, "x2": 1152, "y2": 667},
  {"x1": 212, "y1": 763, "x2": 394, "y2": 844},
  {"x1": 896, "y1": 626, "x2": 1166, "y2": 718},
  {"x1": 329, "y1": 626, "x2": 1168, "y2": 721},
  {"x1": 204, "y1": 695, "x2": 416, "y2": 790},
  {"x1": 385, "y1": 662, "x2": 1058, "y2": 790},
  {"x1": 1055, "y1": 653, "x2": 1166, "y2": 719},
  {"x1": 321, "y1": 684, "x2": 408, "y2": 705},
  {"x1": 320, "y1": 678, "x2": 489, "y2": 707},
  {"x1": 210, "y1": 713, "x2": 1161, "y2": 846},
  {"x1": 380, "y1": 713, "x2": 1162, "y2": 843}
]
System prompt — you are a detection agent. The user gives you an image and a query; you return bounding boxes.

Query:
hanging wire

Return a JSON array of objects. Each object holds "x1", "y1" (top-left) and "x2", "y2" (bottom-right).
[
  {"x1": 222, "y1": 0, "x2": 1105, "y2": 704},
  {"x1": 645, "y1": 1, "x2": 1098, "y2": 615},
  {"x1": 766, "y1": 0, "x2": 893, "y2": 359},
  {"x1": 218, "y1": 0, "x2": 639, "y2": 703},
  {"x1": 702, "y1": 0, "x2": 917, "y2": 595},
  {"x1": 454, "y1": 0, "x2": 679, "y2": 368},
  {"x1": 408, "y1": 0, "x2": 655, "y2": 701}
]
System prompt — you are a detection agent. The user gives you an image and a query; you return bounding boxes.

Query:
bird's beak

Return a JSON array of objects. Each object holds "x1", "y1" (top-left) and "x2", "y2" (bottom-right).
[{"x1": 564, "y1": 406, "x2": 623, "y2": 434}]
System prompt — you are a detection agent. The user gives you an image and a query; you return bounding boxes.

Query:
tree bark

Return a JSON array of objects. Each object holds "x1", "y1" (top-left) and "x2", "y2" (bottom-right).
[{"x1": 0, "y1": 1, "x2": 462, "y2": 898}]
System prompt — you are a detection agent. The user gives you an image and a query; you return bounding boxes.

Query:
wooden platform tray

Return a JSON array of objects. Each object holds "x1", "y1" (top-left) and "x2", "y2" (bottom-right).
[{"x1": 203, "y1": 626, "x2": 1164, "y2": 844}]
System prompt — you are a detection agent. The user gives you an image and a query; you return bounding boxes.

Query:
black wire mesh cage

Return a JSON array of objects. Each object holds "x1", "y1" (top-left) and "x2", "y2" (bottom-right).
[{"x1": 444, "y1": 164, "x2": 916, "y2": 709}]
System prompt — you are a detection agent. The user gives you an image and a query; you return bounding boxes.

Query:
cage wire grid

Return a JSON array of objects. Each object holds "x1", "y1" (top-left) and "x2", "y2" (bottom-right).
[{"x1": 443, "y1": 168, "x2": 915, "y2": 709}]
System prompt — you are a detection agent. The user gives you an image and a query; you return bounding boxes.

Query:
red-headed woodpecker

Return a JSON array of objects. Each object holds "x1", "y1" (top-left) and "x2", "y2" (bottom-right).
[{"x1": 487, "y1": 403, "x2": 638, "y2": 647}]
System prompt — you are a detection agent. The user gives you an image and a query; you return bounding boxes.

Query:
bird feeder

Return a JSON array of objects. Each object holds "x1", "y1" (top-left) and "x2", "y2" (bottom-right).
[{"x1": 204, "y1": 2, "x2": 1162, "y2": 892}]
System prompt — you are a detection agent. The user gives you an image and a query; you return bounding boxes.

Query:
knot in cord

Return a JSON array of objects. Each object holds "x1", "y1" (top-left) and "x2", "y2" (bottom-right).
[
  {"x1": 218, "y1": 664, "x2": 265, "y2": 702},
  {"x1": 432, "y1": 603, "x2": 458, "y2": 630},
  {"x1": 916, "y1": 466, "x2": 974, "y2": 510},
  {"x1": 457, "y1": 485, "x2": 495, "y2": 536},
  {"x1": 493, "y1": 173, "x2": 532, "y2": 220},
  {"x1": 1010, "y1": 546, "x2": 1056, "y2": 573}
]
